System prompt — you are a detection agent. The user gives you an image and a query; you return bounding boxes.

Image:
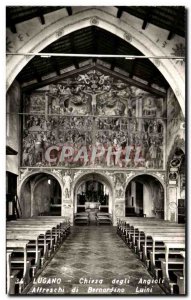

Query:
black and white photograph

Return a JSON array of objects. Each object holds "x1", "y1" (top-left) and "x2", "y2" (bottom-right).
[{"x1": 5, "y1": 5, "x2": 186, "y2": 296}]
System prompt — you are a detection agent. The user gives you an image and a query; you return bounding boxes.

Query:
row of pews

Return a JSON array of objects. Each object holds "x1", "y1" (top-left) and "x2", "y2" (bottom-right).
[
  {"x1": 6, "y1": 216, "x2": 70, "y2": 295},
  {"x1": 117, "y1": 217, "x2": 185, "y2": 295},
  {"x1": 96, "y1": 212, "x2": 112, "y2": 225},
  {"x1": 74, "y1": 212, "x2": 112, "y2": 225},
  {"x1": 74, "y1": 212, "x2": 90, "y2": 225}
]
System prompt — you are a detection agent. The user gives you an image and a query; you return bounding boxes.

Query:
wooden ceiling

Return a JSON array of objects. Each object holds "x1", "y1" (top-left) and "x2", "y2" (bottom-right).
[{"x1": 6, "y1": 6, "x2": 186, "y2": 91}]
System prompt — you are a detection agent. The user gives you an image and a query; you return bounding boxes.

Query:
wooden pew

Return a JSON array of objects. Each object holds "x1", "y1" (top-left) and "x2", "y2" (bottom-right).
[
  {"x1": 7, "y1": 222, "x2": 59, "y2": 247},
  {"x1": 175, "y1": 251, "x2": 185, "y2": 294},
  {"x1": 7, "y1": 225, "x2": 54, "y2": 254},
  {"x1": 150, "y1": 234, "x2": 185, "y2": 270},
  {"x1": 159, "y1": 241, "x2": 185, "y2": 294},
  {"x1": 74, "y1": 213, "x2": 90, "y2": 225},
  {"x1": 7, "y1": 226, "x2": 53, "y2": 262},
  {"x1": 132, "y1": 225, "x2": 184, "y2": 254},
  {"x1": 6, "y1": 217, "x2": 71, "y2": 294},
  {"x1": 118, "y1": 218, "x2": 170, "y2": 239},
  {"x1": 6, "y1": 224, "x2": 61, "y2": 293},
  {"x1": 7, "y1": 229, "x2": 49, "y2": 283},
  {"x1": 8, "y1": 218, "x2": 69, "y2": 243},
  {"x1": 117, "y1": 217, "x2": 186, "y2": 295},
  {"x1": 96, "y1": 213, "x2": 112, "y2": 225},
  {"x1": 123, "y1": 220, "x2": 177, "y2": 245},
  {"x1": 6, "y1": 240, "x2": 30, "y2": 294},
  {"x1": 31, "y1": 216, "x2": 71, "y2": 234},
  {"x1": 6, "y1": 249, "x2": 22, "y2": 295}
]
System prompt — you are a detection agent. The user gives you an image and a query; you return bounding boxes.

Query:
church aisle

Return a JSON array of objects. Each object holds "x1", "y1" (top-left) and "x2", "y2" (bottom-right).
[{"x1": 27, "y1": 226, "x2": 164, "y2": 295}]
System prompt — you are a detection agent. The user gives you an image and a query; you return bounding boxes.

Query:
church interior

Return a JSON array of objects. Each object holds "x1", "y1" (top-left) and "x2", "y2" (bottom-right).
[{"x1": 6, "y1": 6, "x2": 186, "y2": 295}]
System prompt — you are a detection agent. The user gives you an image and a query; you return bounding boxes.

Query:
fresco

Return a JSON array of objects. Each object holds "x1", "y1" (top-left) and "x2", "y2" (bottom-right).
[{"x1": 22, "y1": 68, "x2": 166, "y2": 169}]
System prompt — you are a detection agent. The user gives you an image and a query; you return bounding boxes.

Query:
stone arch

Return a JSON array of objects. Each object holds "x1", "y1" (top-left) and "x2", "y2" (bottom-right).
[
  {"x1": 72, "y1": 171, "x2": 114, "y2": 215},
  {"x1": 18, "y1": 170, "x2": 64, "y2": 217},
  {"x1": 6, "y1": 8, "x2": 184, "y2": 115},
  {"x1": 125, "y1": 172, "x2": 166, "y2": 219},
  {"x1": 125, "y1": 172, "x2": 165, "y2": 191}
]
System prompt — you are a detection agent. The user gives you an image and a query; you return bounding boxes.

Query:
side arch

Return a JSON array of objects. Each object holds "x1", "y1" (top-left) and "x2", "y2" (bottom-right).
[
  {"x1": 125, "y1": 172, "x2": 166, "y2": 219},
  {"x1": 18, "y1": 170, "x2": 64, "y2": 217}
]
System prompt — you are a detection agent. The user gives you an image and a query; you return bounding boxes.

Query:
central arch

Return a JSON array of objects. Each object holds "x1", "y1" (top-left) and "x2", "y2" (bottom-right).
[
  {"x1": 73, "y1": 171, "x2": 114, "y2": 219},
  {"x1": 6, "y1": 8, "x2": 185, "y2": 115}
]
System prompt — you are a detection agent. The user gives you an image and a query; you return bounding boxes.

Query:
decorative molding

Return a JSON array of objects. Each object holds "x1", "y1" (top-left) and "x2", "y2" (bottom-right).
[
  {"x1": 56, "y1": 27, "x2": 65, "y2": 38},
  {"x1": 123, "y1": 32, "x2": 132, "y2": 43},
  {"x1": 6, "y1": 37, "x2": 14, "y2": 53},
  {"x1": 152, "y1": 59, "x2": 161, "y2": 67},
  {"x1": 171, "y1": 43, "x2": 185, "y2": 65},
  {"x1": 90, "y1": 17, "x2": 99, "y2": 26},
  {"x1": 154, "y1": 172, "x2": 165, "y2": 183}
]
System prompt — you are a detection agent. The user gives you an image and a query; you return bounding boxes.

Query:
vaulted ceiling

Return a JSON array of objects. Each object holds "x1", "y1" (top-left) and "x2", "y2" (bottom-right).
[{"x1": 6, "y1": 6, "x2": 186, "y2": 92}]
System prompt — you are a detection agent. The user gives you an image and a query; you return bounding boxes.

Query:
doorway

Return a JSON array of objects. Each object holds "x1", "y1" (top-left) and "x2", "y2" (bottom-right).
[
  {"x1": 125, "y1": 174, "x2": 164, "y2": 219},
  {"x1": 20, "y1": 173, "x2": 62, "y2": 217}
]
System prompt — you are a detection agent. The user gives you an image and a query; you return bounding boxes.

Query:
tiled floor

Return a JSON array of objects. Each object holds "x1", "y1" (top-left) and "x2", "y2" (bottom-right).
[{"x1": 28, "y1": 226, "x2": 164, "y2": 295}]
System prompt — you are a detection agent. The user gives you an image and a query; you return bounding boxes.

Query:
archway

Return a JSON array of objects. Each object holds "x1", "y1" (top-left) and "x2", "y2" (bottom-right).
[
  {"x1": 125, "y1": 174, "x2": 164, "y2": 219},
  {"x1": 76, "y1": 179, "x2": 109, "y2": 213},
  {"x1": 19, "y1": 172, "x2": 62, "y2": 217},
  {"x1": 6, "y1": 8, "x2": 185, "y2": 114},
  {"x1": 73, "y1": 172, "x2": 114, "y2": 219}
]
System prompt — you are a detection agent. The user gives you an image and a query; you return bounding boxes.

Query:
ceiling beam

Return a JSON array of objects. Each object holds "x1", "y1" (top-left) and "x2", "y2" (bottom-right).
[
  {"x1": 129, "y1": 60, "x2": 136, "y2": 78},
  {"x1": 167, "y1": 10, "x2": 180, "y2": 40},
  {"x1": 50, "y1": 58, "x2": 61, "y2": 76},
  {"x1": 48, "y1": 45, "x2": 61, "y2": 76},
  {"x1": 92, "y1": 27, "x2": 98, "y2": 64},
  {"x1": 142, "y1": 8, "x2": 153, "y2": 30},
  {"x1": 30, "y1": 61, "x2": 42, "y2": 83},
  {"x1": 38, "y1": 8, "x2": 45, "y2": 25},
  {"x1": 147, "y1": 76, "x2": 155, "y2": 87},
  {"x1": 110, "y1": 59, "x2": 115, "y2": 71},
  {"x1": 117, "y1": 8, "x2": 123, "y2": 19},
  {"x1": 21, "y1": 62, "x2": 166, "y2": 97},
  {"x1": 6, "y1": 8, "x2": 17, "y2": 33},
  {"x1": 110, "y1": 36, "x2": 120, "y2": 71},
  {"x1": 6, "y1": 146, "x2": 18, "y2": 155},
  {"x1": 66, "y1": 7, "x2": 72, "y2": 16},
  {"x1": 22, "y1": 64, "x2": 94, "y2": 92},
  {"x1": 97, "y1": 64, "x2": 166, "y2": 97},
  {"x1": 69, "y1": 33, "x2": 79, "y2": 69},
  {"x1": 6, "y1": 8, "x2": 63, "y2": 30},
  {"x1": 167, "y1": 31, "x2": 175, "y2": 41}
]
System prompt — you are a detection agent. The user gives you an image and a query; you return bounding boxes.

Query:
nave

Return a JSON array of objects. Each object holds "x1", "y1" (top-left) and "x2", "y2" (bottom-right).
[
  {"x1": 6, "y1": 5, "x2": 186, "y2": 296},
  {"x1": 27, "y1": 225, "x2": 164, "y2": 295},
  {"x1": 6, "y1": 216, "x2": 185, "y2": 295}
]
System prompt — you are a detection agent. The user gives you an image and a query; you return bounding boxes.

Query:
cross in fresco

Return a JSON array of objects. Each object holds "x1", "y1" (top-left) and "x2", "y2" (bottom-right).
[{"x1": 83, "y1": 90, "x2": 108, "y2": 115}]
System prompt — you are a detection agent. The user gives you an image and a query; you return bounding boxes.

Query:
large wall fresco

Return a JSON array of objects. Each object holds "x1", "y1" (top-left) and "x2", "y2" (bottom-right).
[{"x1": 22, "y1": 68, "x2": 166, "y2": 169}]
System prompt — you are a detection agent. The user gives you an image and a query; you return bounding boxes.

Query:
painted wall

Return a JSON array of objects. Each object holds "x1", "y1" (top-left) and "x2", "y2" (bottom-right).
[
  {"x1": 166, "y1": 87, "x2": 185, "y2": 159},
  {"x1": 21, "y1": 68, "x2": 166, "y2": 170},
  {"x1": 6, "y1": 80, "x2": 21, "y2": 175}
]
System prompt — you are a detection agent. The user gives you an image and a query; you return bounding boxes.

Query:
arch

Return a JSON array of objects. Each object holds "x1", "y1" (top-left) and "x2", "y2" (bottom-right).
[
  {"x1": 18, "y1": 170, "x2": 64, "y2": 217},
  {"x1": 6, "y1": 8, "x2": 185, "y2": 115},
  {"x1": 125, "y1": 172, "x2": 165, "y2": 191},
  {"x1": 125, "y1": 173, "x2": 166, "y2": 219},
  {"x1": 72, "y1": 171, "x2": 114, "y2": 215}
]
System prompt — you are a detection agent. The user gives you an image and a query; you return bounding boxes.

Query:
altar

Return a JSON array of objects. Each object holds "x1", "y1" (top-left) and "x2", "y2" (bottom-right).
[{"x1": 85, "y1": 202, "x2": 100, "y2": 209}]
